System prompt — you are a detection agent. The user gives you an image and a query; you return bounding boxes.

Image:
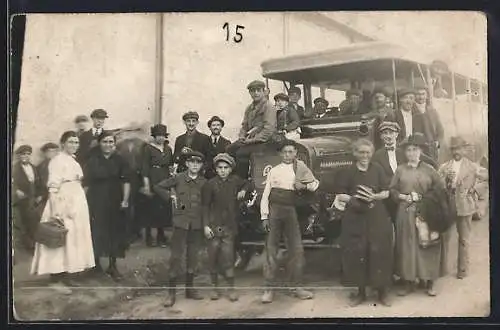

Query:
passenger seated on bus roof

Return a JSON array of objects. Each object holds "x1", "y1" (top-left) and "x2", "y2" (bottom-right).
[
  {"x1": 310, "y1": 97, "x2": 338, "y2": 119},
  {"x1": 339, "y1": 89, "x2": 369, "y2": 116}
]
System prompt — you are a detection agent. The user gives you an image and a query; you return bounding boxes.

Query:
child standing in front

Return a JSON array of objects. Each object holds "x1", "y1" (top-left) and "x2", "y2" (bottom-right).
[
  {"x1": 201, "y1": 153, "x2": 252, "y2": 302},
  {"x1": 154, "y1": 151, "x2": 207, "y2": 307}
]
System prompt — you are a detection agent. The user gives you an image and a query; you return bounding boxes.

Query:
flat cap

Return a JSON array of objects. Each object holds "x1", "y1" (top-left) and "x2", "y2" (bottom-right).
[
  {"x1": 182, "y1": 111, "x2": 200, "y2": 121},
  {"x1": 207, "y1": 116, "x2": 225, "y2": 128},
  {"x1": 397, "y1": 88, "x2": 416, "y2": 98},
  {"x1": 184, "y1": 150, "x2": 205, "y2": 162},
  {"x1": 150, "y1": 124, "x2": 169, "y2": 137},
  {"x1": 90, "y1": 109, "x2": 109, "y2": 119},
  {"x1": 273, "y1": 93, "x2": 289, "y2": 102},
  {"x1": 40, "y1": 142, "x2": 59, "y2": 152},
  {"x1": 313, "y1": 97, "x2": 329, "y2": 106},
  {"x1": 213, "y1": 153, "x2": 236, "y2": 169},
  {"x1": 288, "y1": 86, "x2": 302, "y2": 95},
  {"x1": 74, "y1": 115, "x2": 89, "y2": 123},
  {"x1": 378, "y1": 121, "x2": 401, "y2": 133},
  {"x1": 16, "y1": 144, "x2": 32, "y2": 155},
  {"x1": 246, "y1": 80, "x2": 266, "y2": 90},
  {"x1": 346, "y1": 89, "x2": 363, "y2": 97}
]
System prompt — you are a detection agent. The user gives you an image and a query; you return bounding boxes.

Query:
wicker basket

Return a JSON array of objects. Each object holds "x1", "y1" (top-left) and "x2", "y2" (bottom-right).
[{"x1": 34, "y1": 217, "x2": 68, "y2": 249}]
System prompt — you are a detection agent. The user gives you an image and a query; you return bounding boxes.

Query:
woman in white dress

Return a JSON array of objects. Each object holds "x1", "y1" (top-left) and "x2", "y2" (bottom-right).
[{"x1": 31, "y1": 131, "x2": 95, "y2": 293}]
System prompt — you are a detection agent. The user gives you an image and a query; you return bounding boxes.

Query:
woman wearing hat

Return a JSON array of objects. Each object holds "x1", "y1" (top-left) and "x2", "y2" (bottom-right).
[
  {"x1": 31, "y1": 131, "x2": 95, "y2": 294},
  {"x1": 83, "y1": 131, "x2": 131, "y2": 280},
  {"x1": 335, "y1": 138, "x2": 393, "y2": 307},
  {"x1": 389, "y1": 134, "x2": 447, "y2": 297},
  {"x1": 138, "y1": 124, "x2": 174, "y2": 247}
]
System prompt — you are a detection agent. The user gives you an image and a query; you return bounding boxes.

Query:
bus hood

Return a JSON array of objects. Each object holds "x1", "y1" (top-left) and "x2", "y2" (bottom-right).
[{"x1": 298, "y1": 136, "x2": 354, "y2": 156}]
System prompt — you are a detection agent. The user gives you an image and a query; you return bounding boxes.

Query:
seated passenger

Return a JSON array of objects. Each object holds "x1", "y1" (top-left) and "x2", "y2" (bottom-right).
[
  {"x1": 274, "y1": 93, "x2": 301, "y2": 140},
  {"x1": 311, "y1": 97, "x2": 337, "y2": 119},
  {"x1": 339, "y1": 89, "x2": 366, "y2": 116},
  {"x1": 226, "y1": 80, "x2": 277, "y2": 179},
  {"x1": 288, "y1": 86, "x2": 306, "y2": 120}
]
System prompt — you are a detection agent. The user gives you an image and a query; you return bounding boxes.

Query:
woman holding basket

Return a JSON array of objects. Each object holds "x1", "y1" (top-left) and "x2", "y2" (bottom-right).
[{"x1": 30, "y1": 131, "x2": 95, "y2": 294}]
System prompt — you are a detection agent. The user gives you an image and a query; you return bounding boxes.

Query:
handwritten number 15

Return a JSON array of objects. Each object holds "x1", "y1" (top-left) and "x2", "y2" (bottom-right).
[{"x1": 223, "y1": 23, "x2": 245, "y2": 43}]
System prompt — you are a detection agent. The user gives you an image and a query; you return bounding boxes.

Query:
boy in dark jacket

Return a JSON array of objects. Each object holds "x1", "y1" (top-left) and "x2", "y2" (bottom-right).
[
  {"x1": 201, "y1": 153, "x2": 252, "y2": 302},
  {"x1": 154, "y1": 151, "x2": 207, "y2": 307}
]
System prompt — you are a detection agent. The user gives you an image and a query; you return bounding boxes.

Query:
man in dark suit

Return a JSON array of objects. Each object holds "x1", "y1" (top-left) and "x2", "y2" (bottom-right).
[
  {"x1": 288, "y1": 86, "x2": 306, "y2": 120},
  {"x1": 311, "y1": 97, "x2": 338, "y2": 118},
  {"x1": 12, "y1": 145, "x2": 41, "y2": 252},
  {"x1": 393, "y1": 88, "x2": 426, "y2": 144},
  {"x1": 205, "y1": 115, "x2": 231, "y2": 179},
  {"x1": 173, "y1": 111, "x2": 212, "y2": 174},
  {"x1": 76, "y1": 109, "x2": 108, "y2": 165},
  {"x1": 74, "y1": 115, "x2": 90, "y2": 137},
  {"x1": 35, "y1": 142, "x2": 59, "y2": 208}
]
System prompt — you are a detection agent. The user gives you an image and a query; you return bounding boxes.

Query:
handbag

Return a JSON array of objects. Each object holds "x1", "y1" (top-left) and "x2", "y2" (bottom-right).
[
  {"x1": 415, "y1": 215, "x2": 440, "y2": 248},
  {"x1": 34, "y1": 216, "x2": 68, "y2": 249}
]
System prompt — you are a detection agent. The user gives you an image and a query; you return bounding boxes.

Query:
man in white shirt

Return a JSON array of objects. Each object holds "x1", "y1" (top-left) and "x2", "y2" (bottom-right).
[
  {"x1": 438, "y1": 136, "x2": 488, "y2": 279},
  {"x1": 394, "y1": 88, "x2": 425, "y2": 144},
  {"x1": 260, "y1": 140, "x2": 319, "y2": 304}
]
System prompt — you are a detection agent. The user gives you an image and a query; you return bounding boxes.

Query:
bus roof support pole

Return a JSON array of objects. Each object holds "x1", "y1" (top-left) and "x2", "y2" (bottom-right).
[
  {"x1": 391, "y1": 59, "x2": 398, "y2": 110},
  {"x1": 303, "y1": 83, "x2": 312, "y2": 116}
]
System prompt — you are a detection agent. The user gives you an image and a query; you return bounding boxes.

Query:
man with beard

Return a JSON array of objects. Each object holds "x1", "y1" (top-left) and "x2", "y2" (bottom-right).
[
  {"x1": 414, "y1": 84, "x2": 445, "y2": 161},
  {"x1": 173, "y1": 111, "x2": 211, "y2": 174},
  {"x1": 226, "y1": 80, "x2": 276, "y2": 179},
  {"x1": 438, "y1": 136, "x2": 488, "y2": 279},
  {"x1": 205, "y1": 116, "x2": 231, "y2": 179},
  {"x1": 287, "y1": 86, "x2": 306, "y2": 120}
]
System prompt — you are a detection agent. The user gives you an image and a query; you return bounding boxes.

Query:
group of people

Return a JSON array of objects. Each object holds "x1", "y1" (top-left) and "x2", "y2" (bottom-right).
[{"x1": 12, "y1": 78, "x2": 487, "y2": 309}]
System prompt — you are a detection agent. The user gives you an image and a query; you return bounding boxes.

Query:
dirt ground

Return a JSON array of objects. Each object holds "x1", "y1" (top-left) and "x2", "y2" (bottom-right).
[{"x1": 13, "y1": 210, "x2": 490, "y2": 321}]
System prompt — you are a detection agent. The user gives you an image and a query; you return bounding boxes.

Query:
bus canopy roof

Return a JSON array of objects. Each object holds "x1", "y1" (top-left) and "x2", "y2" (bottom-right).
[{"x1": 261, "y1": 41, "x2": 481, "y2": 88}]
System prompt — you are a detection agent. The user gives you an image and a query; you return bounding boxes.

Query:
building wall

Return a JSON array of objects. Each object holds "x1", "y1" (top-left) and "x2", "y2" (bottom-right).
[
  {"x1": 161, "y1": 12, "x2": 354, "y2": 143},
  {"x1": 14, "y1": 14, "x2": 157, "y2": 162}
]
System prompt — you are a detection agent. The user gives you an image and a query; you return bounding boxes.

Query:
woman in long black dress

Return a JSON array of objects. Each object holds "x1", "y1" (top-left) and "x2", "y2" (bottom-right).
[
  {"x1": 336, "y1": 138, "x2": 394, "y2": 307},
  {"x1": 139, "y1": 124, "x2": 174, "y2": 247},
  {"x1": 84, "y1": 132, "x2": 131, "y2": 280}
]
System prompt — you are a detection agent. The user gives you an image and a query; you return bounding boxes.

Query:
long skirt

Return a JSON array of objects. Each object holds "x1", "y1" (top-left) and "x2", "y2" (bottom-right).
[
  {"x1": 30, "y1": 181, "x2": 95, "y2": 275},
  {"x1": 394, "y1": 204, "x2": 442, "y2": 281}
]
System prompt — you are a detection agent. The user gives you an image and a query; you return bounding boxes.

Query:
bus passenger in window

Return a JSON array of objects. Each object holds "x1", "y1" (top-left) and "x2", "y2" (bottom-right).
[
  {"x1": 339, "y1": 89, "x2": 367, "y2": 116},
  {"x1": 311, "y1": 97, "x2": 336, "y2": 119},
  {"x1": 414, "y1": 84, "x2": 444, "y2": 162},
  {"x1": 288, "y1": 86, "x2": 306, "y2": 120}
]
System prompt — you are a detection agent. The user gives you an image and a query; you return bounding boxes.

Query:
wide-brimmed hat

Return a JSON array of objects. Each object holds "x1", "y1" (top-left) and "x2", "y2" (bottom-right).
[
  {"x1": 150, "y1": 124, "x2": 169, "y2": 137},
  {"x1": 207, "y1": 116, "x2": 225, "y2": 128},
  {"x1": 449, "y1": 136, "x2": 470, "y2": 149},
  {"x1": 378, "y1": 121, "x2": 400, "y2": 133},
  {"x1": 213, "y1": 153, "x2": 236, "y2": 169},
  {"x1": 182, "y1": 111, "x2": 199, "y2": 121},
  {"x1": 400, "y1": 134, "x2": 427, "y2": 148}
]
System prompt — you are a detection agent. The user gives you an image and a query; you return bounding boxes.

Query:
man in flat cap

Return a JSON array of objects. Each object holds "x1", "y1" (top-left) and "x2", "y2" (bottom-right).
[
  {"x1": 288, "y1": 86, "x2": 306, "y2": 120},
  {"x1": 205, "y1": 116, "x2": 231, "y2": 179},
  {"x1": 413, "y1": 83, "x2": 445, "y2": 162},
  {"x1": 339, "y1": 89, "x2": 365, "y2": 116},
  {"x1": 438, "y1": 136, "x2": 488, "y2": 280},
  {"x1": 173, "y1": 111, "x2": 211, "y2": 174},
  {"x1": 274, "y1": 93, "x2": 300, "y2": 140},
  {"x1": 227, "y1": 80, "x2": 277, "y2": 179},
  {"x1": 12, "y1": 144, "x2": 41, "y2": 252},
  {"x1": 76, "y1": 109, "x2": 109, "y2": 165},
  {"x1": 74, "y1": 115, "x2": 90, "y2": 137},
  {"x1": 311, "y1": 97, "x2": 336, "y2": 119},
  {"x1": 393, "y1": 89, "x2": 427, "y2": 145}
]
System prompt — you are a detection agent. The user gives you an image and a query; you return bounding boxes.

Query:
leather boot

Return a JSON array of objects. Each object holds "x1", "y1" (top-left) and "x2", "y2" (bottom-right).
[
  {"x1": 226, "y1": 276, "x2": 239, "y2": 302},
  {"x1": 163, "y1": 278, "x2": 177, "y2": 307},
  {"x1": 185, "y1": 273, "x2": 204, "y2": 300}
]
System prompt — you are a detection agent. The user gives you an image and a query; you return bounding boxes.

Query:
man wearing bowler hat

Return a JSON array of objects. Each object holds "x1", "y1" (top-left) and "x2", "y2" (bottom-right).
[
  {"x1": 438, "y1": 136, "x2": 488, "y2": 280},
  {"x1": 76, "y1": 109, "x2": 109, "y2": 165},
  {"x1": 205, "y1": 116, "x2": 231, "y2": 179},
  {"x1": 227, "y1": 80, "x2": 277, "y2": 179},
  {"x1": 173, "y1": 111, "x2": 211, "y2": 174}
]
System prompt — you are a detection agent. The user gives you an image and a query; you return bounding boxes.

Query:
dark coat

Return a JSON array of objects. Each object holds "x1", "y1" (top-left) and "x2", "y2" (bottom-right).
[
  {"x1": 418, "y1": 181, "x2": 454, "y2": 233},
  {"x1": 276, "y1": 105, "x2": 300, "y2": 132},
  {"x1": 173, "y1": 130, "x2": 211, "y2": 173},
  {"x1": 35, "y1": 159, "x2": 50, "y2": 201},
  {"x1": 76, "y1": 129, "x2": 108, "y2": 165},
  {"x1": 413, "y1": 103, "x2": 445, "y2": 144},
  {"x1": 290, "y1": 103, "x2": 305, "y2": 120},
  {"x1": 205, "y1": 135, "x2": 231, "y2": 179},
  {"x1": 394, "y1": 109, "x2": 426, "y2": 143}
]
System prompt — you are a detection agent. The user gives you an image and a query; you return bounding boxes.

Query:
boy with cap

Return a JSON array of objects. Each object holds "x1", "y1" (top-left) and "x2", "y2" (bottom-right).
[
  {"x1": 74, "y1": 115, "x2": 90, "y2": 137},
  {"x1": 173, "y1": 111, "x2": 211, "y2": 174},
  {"x1": 205, "y1": 116, "x2": 231, "y2": 179},
  {"x1": 154, "y1": 151, "x2": 207, "y2": 307},
  {"x1": 287, "y1": 86, "x2": 306, "y2": 120},
  {"x1": 76, "y1": 109, "x2": 109, "y2": 165},
  {"x1": 274, "y1": 93, "x2": 300, "y2": 140},
  {"x1": 13, "y1": 145, "x2": 41, "y2": 252},
  {"x1": 202, "y1": 153, "x2": 252, "y2": 302},
  {"x1": 260, "y1": 139, "x2": 319, "y2": 303},
  {"x1": 226, "y1": 80, "x2": 276, "y2": 178}
]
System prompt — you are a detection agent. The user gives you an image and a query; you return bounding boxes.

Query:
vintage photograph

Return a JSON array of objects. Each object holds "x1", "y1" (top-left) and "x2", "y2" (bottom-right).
[{"x1": 10, "y1": 11, "x2": 488, "y2": 320}]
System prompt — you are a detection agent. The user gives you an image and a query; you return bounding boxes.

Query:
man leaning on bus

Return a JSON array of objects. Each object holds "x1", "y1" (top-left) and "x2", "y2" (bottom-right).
[
  {"x1": 413, "y1": 82, "x2": 444, "y2": 161},
  {"x1": 227, "y1": 80, "x2": 277, "y2": 179}
]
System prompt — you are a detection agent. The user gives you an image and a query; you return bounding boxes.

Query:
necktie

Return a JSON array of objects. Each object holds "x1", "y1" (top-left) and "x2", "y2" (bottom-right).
[
  {"x1": 213, "y1": 137, "x2": 217, "y2": 145},
  {"x1": 385, "y1": 146, "x2": 395, "y2": 151}
]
